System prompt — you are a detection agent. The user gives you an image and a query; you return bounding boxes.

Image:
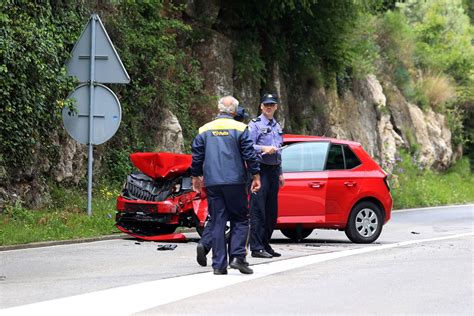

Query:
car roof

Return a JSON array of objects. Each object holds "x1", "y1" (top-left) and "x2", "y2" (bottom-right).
[{"x1": 283, "y1": 134, "x2": 361, "y2": 146}]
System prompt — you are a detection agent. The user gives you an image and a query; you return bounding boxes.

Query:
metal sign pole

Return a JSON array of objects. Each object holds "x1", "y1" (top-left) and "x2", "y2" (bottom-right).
[
  {"x1": 64, "y1": 13, "x2": 129, "y2": 216},
  {"x1": 87, "y1": 14, "x2": 97, "y2": 216}
]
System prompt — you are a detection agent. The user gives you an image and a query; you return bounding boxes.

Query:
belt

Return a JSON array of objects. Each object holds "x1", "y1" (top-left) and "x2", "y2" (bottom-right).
[{"x1": 260, "y1": 164, "x2": 280, "y2": 170}]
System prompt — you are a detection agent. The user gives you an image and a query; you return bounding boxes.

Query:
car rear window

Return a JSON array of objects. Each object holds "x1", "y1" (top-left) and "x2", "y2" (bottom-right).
[
  {"x1": 344, "y1": 145, "x2": 361, "y2": 169},
  {"x1": 326, "y1": 144, "x2": 362, "y2": 170},
  {"x1": 282, "y1": 142, "x2": 329, "y2": 172}
]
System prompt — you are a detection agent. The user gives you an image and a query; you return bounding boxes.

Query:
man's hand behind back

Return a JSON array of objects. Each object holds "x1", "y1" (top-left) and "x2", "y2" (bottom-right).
[
  {"x1": 192, "y1": 176, "x2": 203, "y2": 193},
  {"x1": 250, "y1": 174, "x2": 261, "y2": 193}
]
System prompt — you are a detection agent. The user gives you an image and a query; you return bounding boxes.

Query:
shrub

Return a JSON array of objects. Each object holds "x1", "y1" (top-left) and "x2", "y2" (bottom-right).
[
  {"x1": 346, "y1": 12, "x2": 380, "y2": 79},
  {"x1": 0, "y1": 2, "x2": 85, "y2": 170},
  {"x1": 413, "y1": 71, "x2": 456, "y2": 110}
]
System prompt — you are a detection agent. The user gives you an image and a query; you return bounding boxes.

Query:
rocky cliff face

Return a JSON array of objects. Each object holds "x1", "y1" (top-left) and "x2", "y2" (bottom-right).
[
  {"x1": 183, "y1": 0, "x2": 453, "y2": 174},
  {"x1": 0, "y1": 0, "x2": 455, "y2": 209}
]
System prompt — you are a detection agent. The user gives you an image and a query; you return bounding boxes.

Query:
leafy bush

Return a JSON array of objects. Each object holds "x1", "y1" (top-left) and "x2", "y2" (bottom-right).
[
  {"x1": 233, "y1": 37, "x2": 266, "y2": 83},
  {"x1": 346, "y1": 12, "x2": 380, "y2": 79},
  {"x1": 93, "y1": 0, "x2": 204, "y2": 181},
  {"x1": 101, "y1": 147, "x2": 134, "y2": 186},
  {"x1": 0, "y1": 2, "x2": 85, "y2": 170},
  {"x1": 399, "y1": 0, "x2": 473, "y2": 83},
  {"x1": 377, "y1": 10, "x2": 415, "y2": 70},
  {"x1": 376, "y1": 10, "x2": 418, "y2": 101},
  {"x1": 107, "y1": 0, "x2": 203, "y2": 142}
]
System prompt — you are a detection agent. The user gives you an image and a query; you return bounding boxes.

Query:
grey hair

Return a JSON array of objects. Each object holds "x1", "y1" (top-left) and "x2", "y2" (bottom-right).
[{"x1": 218, "y1": 96, "x2": 239, "y2": 114}]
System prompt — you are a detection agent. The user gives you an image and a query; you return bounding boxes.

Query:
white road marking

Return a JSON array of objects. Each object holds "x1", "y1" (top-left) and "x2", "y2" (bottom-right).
[
  {"x1": 393, "y1": 204, "x2": 474, "y2": 213},
  {"x1": 2, "y1": 232, "x2": 473, "y2": 316}
]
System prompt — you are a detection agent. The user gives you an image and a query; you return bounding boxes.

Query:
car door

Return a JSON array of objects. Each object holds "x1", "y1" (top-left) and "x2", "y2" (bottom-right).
[
  {"x1": 278, "y1": 141, "x2": 329, "y2": 224},
  {"x1": 325, "y1": 143, "x2": 364, "y2": 224}
]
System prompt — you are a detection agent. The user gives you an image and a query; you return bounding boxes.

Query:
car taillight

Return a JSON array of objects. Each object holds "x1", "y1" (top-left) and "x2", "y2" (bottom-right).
[{"x1": 383, "y1": 176, "x2": 390, "y2": 192}]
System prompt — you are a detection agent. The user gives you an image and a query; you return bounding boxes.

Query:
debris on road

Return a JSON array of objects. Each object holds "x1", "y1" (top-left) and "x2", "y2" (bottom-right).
[{"x1": 157, "y1": 244, "x2": 177, "y2": 251}]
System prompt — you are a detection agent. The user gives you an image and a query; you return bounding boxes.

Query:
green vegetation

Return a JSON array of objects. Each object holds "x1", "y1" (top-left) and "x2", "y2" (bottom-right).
[
  {"x1": 103, "y1": 0, "x2": 204, "y2": 156},
  {"x1": 379, "y1": 0, "x2": 473, "y2": 152},
  {"x1": 0, "y1": 1, "x2": 85, "y2": 170},
  {"x1": 0, "y1": 185, "x2": 119, "y2": 246},
  {"x1": 0, "y1": 1, "x2": 473, "y2": 245},
  {"x1": 390, "y1": 152, "x2": 474, "y2": 209}
]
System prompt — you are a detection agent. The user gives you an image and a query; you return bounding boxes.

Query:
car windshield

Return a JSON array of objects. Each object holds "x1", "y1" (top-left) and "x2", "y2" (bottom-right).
[{"x1": 282, "y1": 142, "x2": 329, "y2": 172}]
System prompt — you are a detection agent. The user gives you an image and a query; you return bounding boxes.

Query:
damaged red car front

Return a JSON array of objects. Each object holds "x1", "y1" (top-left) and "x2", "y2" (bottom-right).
[{"x1": 115, "y1": 152, "x2": 208, "y2": 240}]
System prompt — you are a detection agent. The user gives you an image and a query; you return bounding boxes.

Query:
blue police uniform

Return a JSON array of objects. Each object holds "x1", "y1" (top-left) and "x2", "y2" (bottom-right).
[
  {"x1": 248, "y1": 102, "x2": 283, "y2": 256},
  {"x1": 191, "y1": 114, "x2": 259, "y2": 272}
]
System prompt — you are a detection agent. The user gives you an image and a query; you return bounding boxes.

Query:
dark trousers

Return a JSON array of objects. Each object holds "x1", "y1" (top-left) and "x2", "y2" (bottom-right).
[
  {"x1": 206, "y1": 184, "x2": 249, "y2": 270},
  {"x1": 199, "y1": 216, "x2": 212, "y2": 249},
  {"x1": 249, "y1": 164, "x2": 280, "y2": 252}
]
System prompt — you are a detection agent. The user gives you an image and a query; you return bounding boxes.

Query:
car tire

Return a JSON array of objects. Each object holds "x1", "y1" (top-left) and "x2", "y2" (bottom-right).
[
  {"x1": 281, "y1": 228, "x2": 313, "y2": 241},
  {"x1": 345, "y1": 201, "x2": 383, "y2": 243}
]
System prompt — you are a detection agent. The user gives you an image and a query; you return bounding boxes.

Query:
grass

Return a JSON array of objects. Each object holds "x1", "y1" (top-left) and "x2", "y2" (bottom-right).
[
  {"x1": 1, "y1": 154, "x2": 473, "y2": 246},
  {"x1": 0, "y1": 184, "x2": 121, "y2": 246},
  {"x1": 390, "y1": 152, "x2": 474, "y2": 209}
]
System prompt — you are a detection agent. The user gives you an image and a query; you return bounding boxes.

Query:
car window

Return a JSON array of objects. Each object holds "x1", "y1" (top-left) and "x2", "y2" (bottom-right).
[
  {"x1": 282, "y1": 142, "x2": 329, "y2": 172},
  {"x1": 325, "y1": 144, "x2": 344, "y2": 170},
  {"x1": 343, "y1": 145, "x2": 361, "y2": 169}
]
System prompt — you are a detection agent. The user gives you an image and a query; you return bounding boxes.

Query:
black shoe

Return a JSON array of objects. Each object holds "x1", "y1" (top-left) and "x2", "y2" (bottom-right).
[
  {"x1": 229, "y1": 258, "x2": 253, "y2": 274},
  {"x1": 213, "y1": 268, "x2": 228, "y2": 275},
  {"x1": 230, "y1": 257, "x2": 249, "y2": 266},
  {"x1": 251, "y1": 250, "x2": 273, "y2": 258},
  {"x1": 196, "y1": 243, "x2": 210, "y2": 267},
  {"x1": 266, "y1": 248, "x2": 281, "y2": 257}
]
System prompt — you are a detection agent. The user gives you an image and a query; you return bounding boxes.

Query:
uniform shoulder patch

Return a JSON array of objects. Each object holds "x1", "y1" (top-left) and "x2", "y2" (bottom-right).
[{"x1": 251, "y1": 118, "x2": 261, "y2": 122}]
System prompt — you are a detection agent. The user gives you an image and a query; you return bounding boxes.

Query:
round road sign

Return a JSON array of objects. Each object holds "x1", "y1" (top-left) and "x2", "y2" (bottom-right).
[{"x1": 62, "y1": 83, "x2": 122, "y2": 145}]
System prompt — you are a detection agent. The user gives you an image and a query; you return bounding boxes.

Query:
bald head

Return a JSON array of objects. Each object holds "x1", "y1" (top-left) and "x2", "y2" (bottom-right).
[{"x1": 218, "y1": 96, "x2": 239, "y2": 115}]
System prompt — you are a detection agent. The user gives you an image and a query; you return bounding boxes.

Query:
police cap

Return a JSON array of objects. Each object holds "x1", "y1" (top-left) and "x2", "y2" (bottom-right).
[{"x1": 261, "y1": 93, "x2": 278, "y2": 104}]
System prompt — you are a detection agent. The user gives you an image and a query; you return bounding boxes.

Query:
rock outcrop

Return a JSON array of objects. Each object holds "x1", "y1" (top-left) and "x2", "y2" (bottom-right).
[{"x1": 154, "y1": 108, "x2": 185, "y2": 153}]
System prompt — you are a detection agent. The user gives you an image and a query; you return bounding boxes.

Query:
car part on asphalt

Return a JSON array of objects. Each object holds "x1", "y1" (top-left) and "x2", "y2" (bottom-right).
[{"x1": 156, "y1": 244, "x2": 177, "y2": 251}]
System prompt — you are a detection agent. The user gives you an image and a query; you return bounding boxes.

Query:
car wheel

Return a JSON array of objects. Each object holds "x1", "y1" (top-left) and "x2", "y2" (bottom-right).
[
  {"x1": 345, "y1": 201, "x2": 383, "y2": 243},
  {"x1": 280, "y1": 228, "x2": 313, "y2": 241}
]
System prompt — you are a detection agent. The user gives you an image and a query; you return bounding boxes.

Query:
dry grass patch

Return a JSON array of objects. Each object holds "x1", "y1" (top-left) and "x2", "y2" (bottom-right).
[{"x1": 416, "y1": 72, "x2": 456, "y2": 110}]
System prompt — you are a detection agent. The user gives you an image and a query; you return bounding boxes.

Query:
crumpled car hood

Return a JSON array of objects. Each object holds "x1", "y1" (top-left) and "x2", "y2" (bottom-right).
[{"x1": 130, "y1": 152, "x2": 192, "y2": 180}]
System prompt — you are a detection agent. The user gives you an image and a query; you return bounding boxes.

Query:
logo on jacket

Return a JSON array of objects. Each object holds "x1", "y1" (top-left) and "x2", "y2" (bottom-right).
[{"x1": 212, "y1": 131, "x2": 229, "y2": 136}]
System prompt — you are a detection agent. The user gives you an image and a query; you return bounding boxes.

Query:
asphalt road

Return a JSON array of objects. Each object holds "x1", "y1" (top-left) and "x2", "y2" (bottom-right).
[{"x1": 0, "y1": 204, "x2": 473, "y2": 315}]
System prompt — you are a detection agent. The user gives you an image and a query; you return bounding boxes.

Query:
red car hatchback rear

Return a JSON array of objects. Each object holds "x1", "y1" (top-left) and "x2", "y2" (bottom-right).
[{"x1": 277, "y1": 135, "x2": 392, "y2": 243}]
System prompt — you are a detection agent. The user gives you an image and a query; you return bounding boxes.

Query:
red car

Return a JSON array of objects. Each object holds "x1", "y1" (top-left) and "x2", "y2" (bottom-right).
[
  {"x1": 277, "y1": 134, "x2": 392, "y2": 243},
  {"x1": 116, "y1": 134, "x2": 392, "y2": 243}
]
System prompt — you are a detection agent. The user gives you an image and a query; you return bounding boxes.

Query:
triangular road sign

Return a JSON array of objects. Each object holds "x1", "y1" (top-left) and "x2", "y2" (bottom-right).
[{"x1": 67, "y1": 14, "x2": 130, "y2": 84}]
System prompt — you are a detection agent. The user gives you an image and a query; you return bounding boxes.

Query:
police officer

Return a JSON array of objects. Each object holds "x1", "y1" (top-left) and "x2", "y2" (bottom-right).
[
  {"x1": 192, "y1": 96, "x2": 260, "y2": 275},
  {"x1": 249, "y1": 93, "x2": 285, "y2": 258},
  {"x1": 196, "y1": 105, "x2": 250, "y2": 267}
]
